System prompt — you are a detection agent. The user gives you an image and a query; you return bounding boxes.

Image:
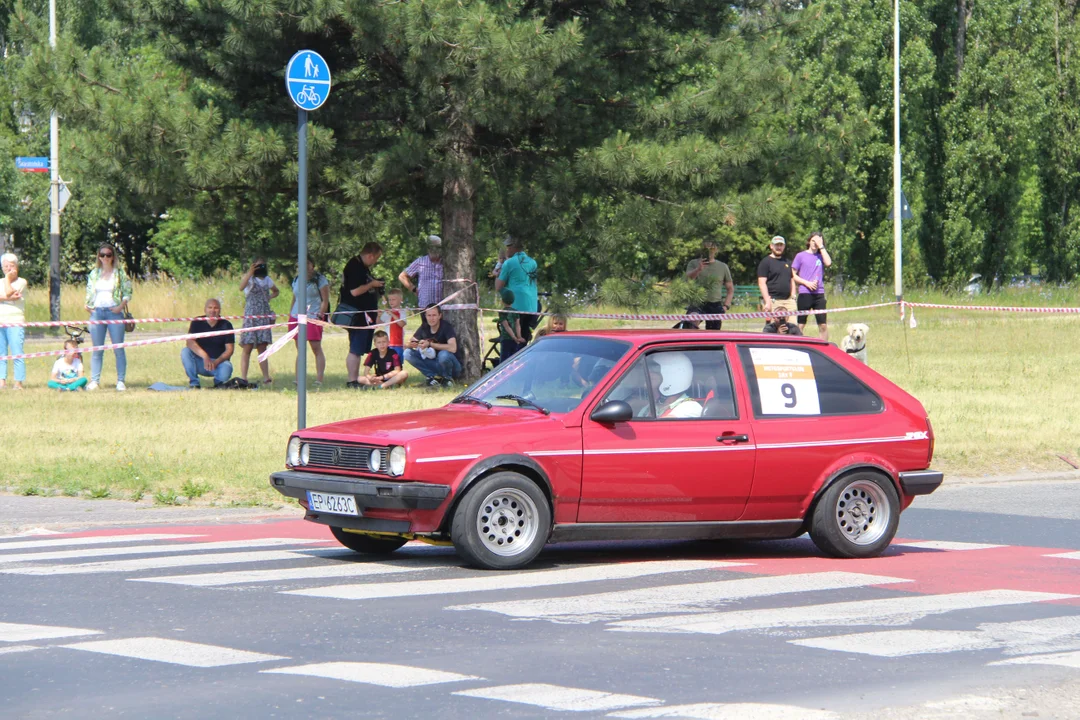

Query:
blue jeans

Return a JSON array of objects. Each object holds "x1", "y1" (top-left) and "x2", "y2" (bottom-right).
[
  {"x1": 90, "y1": 308, "x2": 127, "y2": 383},
  {"x1": 404, "y1": 348, "x2": 461, "y2": 380},
  {"x1": 0, "y1": 326, "x2": 25, "y2": 382},
  {"x1": 181, "y1": 347, "x2": 233, "y2": 386}
]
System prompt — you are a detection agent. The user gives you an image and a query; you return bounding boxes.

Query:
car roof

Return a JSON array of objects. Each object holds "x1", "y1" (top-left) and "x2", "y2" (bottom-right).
[{"x1": 548, "y1": 328, "x2": 832, "y2": 348}]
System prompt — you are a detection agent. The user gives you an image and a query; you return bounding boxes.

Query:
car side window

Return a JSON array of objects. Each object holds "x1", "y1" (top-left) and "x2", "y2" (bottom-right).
[
  {"x1": 603, "y1": 358, "x2": 654, "y2": 419},
  {"x1": 738, "y1": 345, "x2": 883, "y2": 417},
  {"x1": 601, "y1": 348, "x2": 738, "y2": 421}
]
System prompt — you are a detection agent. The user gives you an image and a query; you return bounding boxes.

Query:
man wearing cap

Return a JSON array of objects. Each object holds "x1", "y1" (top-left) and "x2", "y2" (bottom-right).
[
  {"x1": 398, "y1": 235, "x2": 445, "y2": 310},
  {"x1": 685, "y1": 239, "x2": 735, "y2": 330},
  {"x1": 757, "y1": 235, "x2": 796, "y2": 323},
  {"x1": 495, "y1": 235, "x2": 540, "y2": 342}
]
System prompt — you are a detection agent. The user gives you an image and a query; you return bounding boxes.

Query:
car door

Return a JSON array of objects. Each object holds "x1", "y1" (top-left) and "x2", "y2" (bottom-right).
[{"x1": 579, "y1": 346, "x2": 756, "y2": 523}]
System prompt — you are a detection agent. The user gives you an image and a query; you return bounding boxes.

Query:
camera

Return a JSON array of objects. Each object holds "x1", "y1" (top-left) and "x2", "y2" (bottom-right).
[
  {"x1": 253, "y1": 263, "x2": 268, "y2": 279},
  {"x1": 371, "y1": 277, "x2": 385, "y2": 296}
]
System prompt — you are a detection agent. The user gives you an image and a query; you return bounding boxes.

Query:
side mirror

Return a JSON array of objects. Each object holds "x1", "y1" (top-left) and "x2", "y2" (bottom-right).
[{"x1": 590, "y1": 400, "x2": 633, "y2": 424}]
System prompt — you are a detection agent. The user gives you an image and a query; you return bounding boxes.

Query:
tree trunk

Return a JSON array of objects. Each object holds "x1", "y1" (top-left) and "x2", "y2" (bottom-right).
[
  {"x1": 441, "y1": 124, "x2": 481, "y2": 382},
  {"x1": 956, "y1": 0, "x2": 971, "y2": 80}
]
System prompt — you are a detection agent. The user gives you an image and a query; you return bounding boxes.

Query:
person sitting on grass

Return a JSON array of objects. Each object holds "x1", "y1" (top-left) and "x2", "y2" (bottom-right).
[
  {"x1": 762, "y1": 315, "x2": 803, "y2": 335},
  {"x1": 49, "y1": 340, "x2": 88, "y2": 392},
  {"x1": 357, "y1": 330, "x2": 408, "y2": 389},
  {"x1": 404, "y1": 304, "x2": 461, "y2": 389},
  {"x1": 181, "y1": 298, "x2": 235, "y2": 388},
  {"x1": 498, "y1": 288, "x2": 525, "y2": 363}
]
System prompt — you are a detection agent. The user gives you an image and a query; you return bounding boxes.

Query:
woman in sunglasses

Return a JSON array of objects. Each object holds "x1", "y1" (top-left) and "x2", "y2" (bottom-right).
[{"x1": 83, "y1": 243, "x2": 132, "y2": 391}]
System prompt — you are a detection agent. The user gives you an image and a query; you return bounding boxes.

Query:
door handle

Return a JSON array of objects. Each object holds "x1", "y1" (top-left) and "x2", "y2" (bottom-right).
[{"x1": 717, "y1": 434, "x2": 750, "y2": 444}]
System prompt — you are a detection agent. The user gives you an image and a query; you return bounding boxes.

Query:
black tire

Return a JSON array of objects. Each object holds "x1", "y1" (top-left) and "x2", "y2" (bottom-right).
[
  {"x1": 451, "y1": 471, "x2": 551, "y2": 570},
  {"x1": 809, "y1": 471, "x2": 900, "y2": 558},
  {"x1": 329, "y1": 526, "x2": 408, "y2": 555}
]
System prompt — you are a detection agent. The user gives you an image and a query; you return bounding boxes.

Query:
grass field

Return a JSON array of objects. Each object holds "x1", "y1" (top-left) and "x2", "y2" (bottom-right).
[{"x1": 3, "y1": 280, "x2": 1078, "y2": 506}]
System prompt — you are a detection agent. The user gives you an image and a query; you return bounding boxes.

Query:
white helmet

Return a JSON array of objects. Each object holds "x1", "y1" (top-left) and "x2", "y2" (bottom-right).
[{"x1": 648, "y1": 352, "x2": 694, "y2": 397}]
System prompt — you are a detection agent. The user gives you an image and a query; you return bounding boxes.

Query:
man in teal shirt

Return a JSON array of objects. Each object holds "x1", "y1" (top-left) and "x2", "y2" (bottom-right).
[{"x1": 496, "y1": 236, "x2": 540, "y2": 341}]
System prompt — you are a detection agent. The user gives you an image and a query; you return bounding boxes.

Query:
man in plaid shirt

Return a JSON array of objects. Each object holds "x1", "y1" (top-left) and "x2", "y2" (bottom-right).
[{"x1": 398, "y1": 235, "x2": 445, "y2": 308}]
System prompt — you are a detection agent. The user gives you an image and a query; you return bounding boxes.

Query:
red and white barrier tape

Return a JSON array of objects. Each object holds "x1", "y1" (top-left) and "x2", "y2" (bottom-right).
[
  {"x1": 903, "y1": 301, "x2": 1080, "y2": 313},
  {"x1": 0, "y1": 313, "x2": 281, "y2": 329},
  {"x1": 317, "y1": 285, "x2": 478, "y2": 331},
  {"x1": 478, "y1": 301, "x2": 900, "y2": 323}
]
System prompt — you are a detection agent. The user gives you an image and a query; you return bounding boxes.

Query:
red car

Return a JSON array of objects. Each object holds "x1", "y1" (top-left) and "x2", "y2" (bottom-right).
[{"x1": 270, "y1": 330, "x2": 942, "y2": 570}]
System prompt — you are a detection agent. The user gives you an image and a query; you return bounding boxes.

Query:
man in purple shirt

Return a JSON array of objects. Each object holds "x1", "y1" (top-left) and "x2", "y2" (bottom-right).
[
  {"x1": 398, "y1": 235, "x2": 445, "y2": 308},
  {"x1": 791, "y1": 231, "x2": 833, "y2": 341}
]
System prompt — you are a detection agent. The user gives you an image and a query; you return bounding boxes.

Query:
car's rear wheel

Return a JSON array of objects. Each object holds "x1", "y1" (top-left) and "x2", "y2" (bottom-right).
[
  {"x1": 451, "y1": 472, "x2": 551, "y2": 570},
  {"x1": 330, "y1": 527, "x2": 408, "y2": 554},
  {"x1": 809, "y1": 471, "x2": 899, "y2": 558}
]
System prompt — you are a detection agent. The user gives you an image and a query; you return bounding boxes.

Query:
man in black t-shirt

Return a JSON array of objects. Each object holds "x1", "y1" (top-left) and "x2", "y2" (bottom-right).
[
  {"x1": 404, "y1": 304, "x2": 462, "y2": 388},
  {"x1": 181, "y1": 298, "x2": 235, "y2": 387},
  {"x1": 339, "y1": 241, "x2": 385, "y2": 388},
  {"x1": 757, "y1": 235, "x2": 797, "y2": 323}
]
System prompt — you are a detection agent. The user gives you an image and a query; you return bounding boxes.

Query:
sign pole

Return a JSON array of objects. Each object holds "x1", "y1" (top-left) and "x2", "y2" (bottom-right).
[
  {"x1": 296, "y1": 108, "x2": 309, "y2": 430},
  {"x1": 48, "y1": 0, "x2": 61, "y2": 322}
]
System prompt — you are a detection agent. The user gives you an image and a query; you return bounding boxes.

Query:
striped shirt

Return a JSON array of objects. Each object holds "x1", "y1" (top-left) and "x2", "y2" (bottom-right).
[{"x1": 404, "y1": 254, "x2": 444, "y2": 306}]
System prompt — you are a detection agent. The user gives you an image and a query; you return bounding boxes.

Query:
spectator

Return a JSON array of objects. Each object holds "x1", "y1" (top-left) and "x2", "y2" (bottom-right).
[
  {"x1": 533, "y1": 313, "x2": 568, "y2": 340},
  {"x1": 357, "y1": 330, "x2": 408, "y2": 389},
  {"x1": 398, "y1": 235, "x2": 444, "y2": 311},
  {"x1": 757, "y1": 236, "x2": 796, "y2": 324},
  {"x1": 495, "y1": 235, "x2": 539, "y2": 341},
  {"x1": 0, "y1": 252, "x2": 28, "y2": 389},
  {"x1": 238, "y1": 258, "x2": 279, "y2": 386},
  {"x1": 84, "y1": 243, "x2": 132, "y2": 392},
  {"x1": 762, "y1": 316, "x2": 803, "y2": 335},
  {"x1": 380, "y1": 288, "x2": 407, "y2": 359},
  {"x1": 685, "y1": 239, "x2": 735, "y2": 330},
  {"x1": 339, "y1": 241, "x2": 385, "y2": 388},
  {"x1": 792, "y1": 231, "x2": 833, "y2": 341},
  {"x1": 290, "y1": 259, "x2": 330, "y2": 387},
  {"x1": 405, "y1": 304, "x2": 461, "y2": 389},
  {"x1": 497, "y1": 288, "x2": 525, "y2": 363},
  {"x1": 489, "y1": 246, "x2": 507, "y2": 280},
  {"x1": 49, "y1": 340, "x2": 88, "y2": 391},
  {"x1": 182, "y1": 299, "x2": 235, "y2": 388}
]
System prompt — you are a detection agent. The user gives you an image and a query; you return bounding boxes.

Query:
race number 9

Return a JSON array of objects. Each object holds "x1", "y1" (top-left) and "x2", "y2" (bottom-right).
[{"x1": 781, "y1": 383, "x2": 797, "y2": 408}]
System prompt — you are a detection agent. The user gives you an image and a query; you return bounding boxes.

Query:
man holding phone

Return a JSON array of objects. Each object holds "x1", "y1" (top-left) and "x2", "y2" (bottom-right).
[{"x1": 684, "y1": 239, "x2": 734, "y2": 330}]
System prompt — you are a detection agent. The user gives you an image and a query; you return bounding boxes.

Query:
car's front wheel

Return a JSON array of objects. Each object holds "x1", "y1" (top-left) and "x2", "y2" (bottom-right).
[
  {"x1": 330, "y1": 527, "x2": 408, "y2": 555},
  {"x1": 451, "y1": 472, "x2": 551, "y2": 570},
  {"x1": 809, "y1": 471, "x2": 899, "y2": 558}
]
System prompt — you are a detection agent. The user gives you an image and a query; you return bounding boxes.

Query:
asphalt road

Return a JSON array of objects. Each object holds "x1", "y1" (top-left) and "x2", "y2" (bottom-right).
[{"x1": 2, "y1": 480, "x2": 1079, "y2": 720}]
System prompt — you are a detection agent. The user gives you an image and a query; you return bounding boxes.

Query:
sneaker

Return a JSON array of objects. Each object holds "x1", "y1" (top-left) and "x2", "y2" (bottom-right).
[
  {"x1": 425, "y1": 377, "x2": 442, "y2": 389},
  {"x1": 87, "y1": 381, "x2": 99, "y2": 391},
  {"x1": 346, "y1": 381, "x2": 361, "y2": 389},
  {"x1": 189, "y1": 383, "x2": 201, "y2": 390},
  {"x1": 440, "y1": 378, "x2": 455, "y2": 389},
  {"x1": 116, "y1": 381, "x2": 126, "y2": 392}
]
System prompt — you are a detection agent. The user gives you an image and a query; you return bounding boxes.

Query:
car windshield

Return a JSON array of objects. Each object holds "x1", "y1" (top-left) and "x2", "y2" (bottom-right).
[{"x1": 461, "y1": 336, "x2": 631, "y2": 414}]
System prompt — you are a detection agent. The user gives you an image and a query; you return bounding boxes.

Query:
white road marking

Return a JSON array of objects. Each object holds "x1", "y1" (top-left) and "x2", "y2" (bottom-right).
[
  {"x1": 0, "y1": 537, "x2": 325, "y2": 565},
  {"x1": 450, "y1": 572, "x2": 910, "y2": 624},
  {"x1": 62, "y1": 637, "x2": 286, "y2": 667},
  {"x1": 609, "y1": 590, "x2": 1077, "y2": 635},
  {"x1": 1048, "y1": 551, "x2": 1080, "y2": 560},
  {"x1": 454, "y1": 683, "x2": 660, "y2": 712},
  {"x1": 611, "y1": 702, "x2": 839, "y2": 719},
  {"x1": 0, "y1": 645, "x2": 40, "y2": 656},
  {"x1": 263, "y1": 662, "x2": 479, "y2": 687},
  {"x1": 0, "y1": 534, "x2": 198, "y2": 552},
  {"x1": 0, "y1": 622, "x2": 102, "y2": 643},
  {"x1": 286, "y1": 560, "x2": 748, "y2": 601},
  {"x1": 2, "y1": 550, "x2": 325, "y2": 576},
  {"x1": 793, "y1": 615, "x2": 1080, "y2": 658},
  {"x1": 893, "y1": 541, "x2": 1004, "y2": 551},
  {"x1": 990, "y1": 650, "x2": 1080, "y2": 669},
  {"x1": 131, "y1": 560, "x2": 431, "y2": 587}
]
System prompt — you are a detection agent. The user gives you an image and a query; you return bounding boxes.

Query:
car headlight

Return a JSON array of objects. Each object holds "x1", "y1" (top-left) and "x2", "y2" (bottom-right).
[
  {"x1": 389, "y1": 446, "x2": 406, "y2": 476},
  {"x1": 369, "y1": 448, "x2": 383, "y2": 472},
  {"x1": 287, "y1": 437, "x2": 302, "y2": 467},
  {"x1": 300, "y1": 443, "x2": 310, "y2": 466}
]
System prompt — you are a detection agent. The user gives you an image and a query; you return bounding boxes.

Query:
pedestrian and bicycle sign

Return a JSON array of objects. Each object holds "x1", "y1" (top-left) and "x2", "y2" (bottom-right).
[
  {"x1": 16, "y1": 157, "x2": 49, "y2": 172},
  {"x1": 285, "y1": 50, "x2": 331, "y2": 111}
]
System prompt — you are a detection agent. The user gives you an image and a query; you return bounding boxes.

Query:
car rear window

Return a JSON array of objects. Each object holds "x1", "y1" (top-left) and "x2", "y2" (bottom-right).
[{"x1": 737, "y1": 345, "x2": 883, "y2": 418}]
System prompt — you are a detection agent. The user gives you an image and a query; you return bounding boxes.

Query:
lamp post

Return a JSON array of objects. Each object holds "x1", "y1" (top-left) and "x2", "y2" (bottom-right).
[
  {"x1": 48, "y1": 0, "x2": 61, "y2": 322},
  {"x1": 892, "y1": 0, "x2": 903, "y2": 304}
]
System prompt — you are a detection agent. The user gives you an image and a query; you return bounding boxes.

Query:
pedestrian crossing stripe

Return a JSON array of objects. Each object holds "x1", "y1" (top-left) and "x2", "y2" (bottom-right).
[
  {"x1": 453, "y1": 683, "x2": 661, "y2": 712},
  {"x1": 990, "y1": 650, "x2": 1080, "y2": 668},
  {"x1": 2, "y1": 549, "x2": 333, "y2": 575},
  {"x1": 611, "y1": 703, "x2": 839, "y2": 719},
  {"x1": 263, "y1": 662, "x2": 480, "y2": 687},
  {"x1": 130, "y1": 558, "x2": 433, "y2": 587},
  {"x1": 0, "y1": 533, "x2": 198, "y2": 552},
  {"x1": 61, "y1": 637, "x2": 287, "y2": 668},
  {"x1": 0, "y1": 537, "x2": 326, "y2": 565},
  {"x1": 0, "y1": 621, "x2": 102, "y2": 643}
]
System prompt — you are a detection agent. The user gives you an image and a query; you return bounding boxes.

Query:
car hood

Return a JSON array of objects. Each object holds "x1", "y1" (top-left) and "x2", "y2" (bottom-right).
[{"x1": 297, "y1": 405, "x2": 565, "y2": 446}]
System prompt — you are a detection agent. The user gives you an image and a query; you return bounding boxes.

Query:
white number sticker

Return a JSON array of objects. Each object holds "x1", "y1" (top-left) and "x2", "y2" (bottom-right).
[{"x1": 749, "y1": 347, "x2": 821, "y2": 415}]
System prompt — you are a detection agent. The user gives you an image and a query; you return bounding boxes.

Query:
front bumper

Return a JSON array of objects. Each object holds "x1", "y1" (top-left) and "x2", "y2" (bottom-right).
[{"x1": 898, "y1": 470, "x2": 944, "y2": 496}]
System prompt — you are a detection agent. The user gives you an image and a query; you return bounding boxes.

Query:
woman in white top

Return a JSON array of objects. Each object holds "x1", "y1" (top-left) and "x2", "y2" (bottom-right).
[
  {"x1": 0, "y1": 252, "x2": 28, "y2": 389},
  {"x1": 83, "y1": 244, "x2": 132, "y2": 391},
  {"x1": 238, "y1": 258, "x2": 279, "y2": 385}
]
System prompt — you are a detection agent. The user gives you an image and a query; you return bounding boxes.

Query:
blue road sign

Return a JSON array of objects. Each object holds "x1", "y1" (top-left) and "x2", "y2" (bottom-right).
[
  {"x1": 285, "y1": 51, "x2": 331, "y2": 111},
  {"x1": 16, "y1": 157, "x2": 49, "y2": 173}
]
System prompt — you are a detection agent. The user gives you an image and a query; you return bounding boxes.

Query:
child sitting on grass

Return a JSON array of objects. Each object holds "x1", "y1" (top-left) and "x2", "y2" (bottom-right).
[
  {"x1": 381, "y1": 288, "x2": 407, "y2": 360},
  {"x1": 498, "y1": 288, "x2": 525, "y2": 362},
  {"x1": 357, "y1": 330, "x2": 408, "y2": 389},
  {"x1": 49, "y1": 340, "x2": 88, "y2": 391}
]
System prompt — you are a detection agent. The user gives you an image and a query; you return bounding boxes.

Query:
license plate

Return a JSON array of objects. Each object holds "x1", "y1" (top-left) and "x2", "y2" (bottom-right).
[{"x1": 307, "y1": 491, "x2": 360, "y2": 516}]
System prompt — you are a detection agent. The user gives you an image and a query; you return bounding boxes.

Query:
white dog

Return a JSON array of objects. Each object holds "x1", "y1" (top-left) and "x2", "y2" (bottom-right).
[{"x1": 842, "y1": 323, "x2": 869, "y2": 364}]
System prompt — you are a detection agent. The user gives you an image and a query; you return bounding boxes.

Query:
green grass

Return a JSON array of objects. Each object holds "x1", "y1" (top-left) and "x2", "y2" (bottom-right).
[{"x1": 3, "y1": 282, "x2": 1079, "y2": 505}]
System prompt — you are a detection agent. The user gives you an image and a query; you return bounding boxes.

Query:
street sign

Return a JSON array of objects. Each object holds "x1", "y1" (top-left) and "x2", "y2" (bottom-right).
[
  {"x1": 58, "y1": 179, "x2": 71, "y2": 213},
  {"x1": 285, "y1": 50, "x2": 331, "y2": 111},
  {"x1": 888, "y1": 189, "x2": 914, "y2": 221},
  {"x1": 16, "y1": 157, "x2": 49, "y2": 173}
]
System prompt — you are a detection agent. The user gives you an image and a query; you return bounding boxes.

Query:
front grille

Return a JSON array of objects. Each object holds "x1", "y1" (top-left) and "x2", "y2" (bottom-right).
[{"x1": 306, "y1": 442, "x2": 374, "y2": 472}]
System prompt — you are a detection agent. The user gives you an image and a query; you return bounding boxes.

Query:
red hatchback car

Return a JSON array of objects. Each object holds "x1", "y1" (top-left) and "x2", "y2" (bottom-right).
[{"x1": 270, "y1": 330, "x2": 943, "y2": 570}]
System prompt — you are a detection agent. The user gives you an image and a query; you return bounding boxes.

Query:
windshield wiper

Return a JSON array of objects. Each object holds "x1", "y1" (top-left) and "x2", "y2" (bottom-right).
[
  {"x1": 496, "y1": 394, "x2": 550, "y2": 415},
  {"x1": 451, "y1": 394, "x2": 492, "y2": 409}
]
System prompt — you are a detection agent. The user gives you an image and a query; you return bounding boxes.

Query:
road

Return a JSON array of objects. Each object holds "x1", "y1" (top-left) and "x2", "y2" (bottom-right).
[{"x1": 2, "y1": 479, "x2": 1079, "y2": 720}]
